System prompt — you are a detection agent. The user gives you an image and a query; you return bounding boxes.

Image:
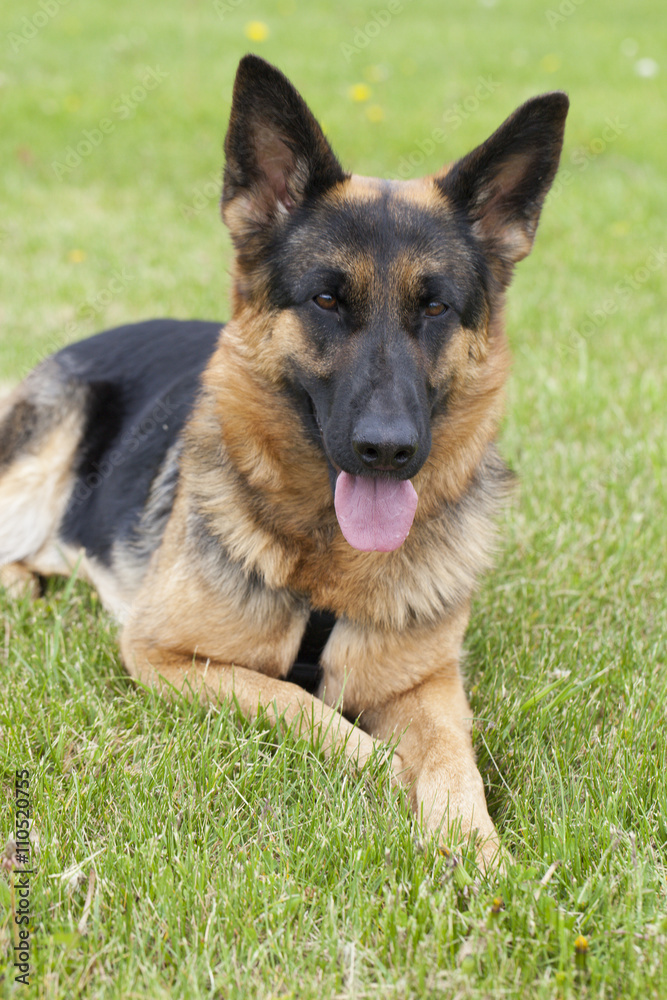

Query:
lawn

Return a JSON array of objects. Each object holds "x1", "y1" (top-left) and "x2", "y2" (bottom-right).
[{"x1": 1, "y1": 0, "x2": 666, "y2": 996}]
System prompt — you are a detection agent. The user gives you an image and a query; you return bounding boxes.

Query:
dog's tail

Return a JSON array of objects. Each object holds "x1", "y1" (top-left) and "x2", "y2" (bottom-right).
[{"x1": 0, "y1": 359, "x2": 85, "y2": 568}]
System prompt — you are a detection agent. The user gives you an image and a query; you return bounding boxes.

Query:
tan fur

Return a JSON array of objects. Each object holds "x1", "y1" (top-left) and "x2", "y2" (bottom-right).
[
  {"x1": 418, "y1": 317, "x2": 510, "y2": 514},
  {"x1": 319, "y1": 603, "x2": 470, "y2": 714}
]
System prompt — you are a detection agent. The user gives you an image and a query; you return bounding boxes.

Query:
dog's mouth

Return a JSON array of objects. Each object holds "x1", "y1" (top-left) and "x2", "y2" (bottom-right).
[{"x1": 306, "y1": 396, "x2": 419, "y2": 553}]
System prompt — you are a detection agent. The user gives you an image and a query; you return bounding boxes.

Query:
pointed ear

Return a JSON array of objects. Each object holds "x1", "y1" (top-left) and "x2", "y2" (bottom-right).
[
  {"x1": 436, "y1": 92, "x2": 569, "y2": 282},
  {"x1": 222, "y1": 55, "x2": 347, "y2": 247}
]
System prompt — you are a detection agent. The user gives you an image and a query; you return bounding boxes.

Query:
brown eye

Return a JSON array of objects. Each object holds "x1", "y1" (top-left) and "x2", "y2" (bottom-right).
[
  {"x1": 425, "y1": 300, "x2": 448, "y2": 317},
  {"x1": 314, "y1": 293, "x2": 337, "y2": 311}
]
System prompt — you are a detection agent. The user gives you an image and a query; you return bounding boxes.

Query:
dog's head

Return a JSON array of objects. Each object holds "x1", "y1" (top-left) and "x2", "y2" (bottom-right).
[{"x1": 221, "y1": 55, "x2": 568, "y2": 552}]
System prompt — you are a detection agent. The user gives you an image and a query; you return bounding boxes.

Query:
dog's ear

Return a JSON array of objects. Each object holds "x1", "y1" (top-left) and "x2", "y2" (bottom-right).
[
  {"x1": 222, "y1": 55, "x2": 347, "y2": 247},
  {"x1": 436, "y1": 92, "x2": 569, "y2": 282}
]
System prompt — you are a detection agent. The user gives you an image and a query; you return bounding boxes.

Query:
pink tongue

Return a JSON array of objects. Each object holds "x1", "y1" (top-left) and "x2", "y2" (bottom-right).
[{"x1": 334, "y1": 472, "x2": 418, "y2": 552}]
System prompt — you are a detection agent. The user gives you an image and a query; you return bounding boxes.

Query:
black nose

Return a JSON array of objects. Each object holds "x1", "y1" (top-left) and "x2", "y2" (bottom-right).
[{"x1": 352, "y1": 416, "x2": 418, "y2": 471}]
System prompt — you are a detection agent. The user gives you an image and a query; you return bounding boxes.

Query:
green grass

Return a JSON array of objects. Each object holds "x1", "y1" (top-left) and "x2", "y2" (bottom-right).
[{"x1": 1, "y1": 0, "x2": 666, "y2": 996}]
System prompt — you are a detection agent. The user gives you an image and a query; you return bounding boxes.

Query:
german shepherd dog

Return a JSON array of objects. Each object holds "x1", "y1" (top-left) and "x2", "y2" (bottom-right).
[{"x1": 0, "y1": 56, "x2": 568, "y2": 867}]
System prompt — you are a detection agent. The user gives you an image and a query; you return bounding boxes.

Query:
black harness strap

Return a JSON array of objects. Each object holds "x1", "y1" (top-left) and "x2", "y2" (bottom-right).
[{"x1": 285, "y1": 609, "x2": 337, "y2": 694}]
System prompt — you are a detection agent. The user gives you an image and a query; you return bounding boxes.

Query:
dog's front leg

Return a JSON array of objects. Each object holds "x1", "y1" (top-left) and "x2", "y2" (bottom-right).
[
  {"x1": 320, "y1": 612, "x2": 500, "y2": 869},
  {"x1": 362, "y1": 675, "x2": 500, "y2": 869},
  {"x1": 120, "y1": 634, "x2": 400, "y2": 772}
]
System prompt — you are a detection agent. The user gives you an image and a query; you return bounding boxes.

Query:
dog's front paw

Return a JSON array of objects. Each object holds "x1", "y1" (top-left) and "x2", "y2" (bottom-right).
[{"x1": 412, "y1": 761, "x2": 503, "y2": 874}]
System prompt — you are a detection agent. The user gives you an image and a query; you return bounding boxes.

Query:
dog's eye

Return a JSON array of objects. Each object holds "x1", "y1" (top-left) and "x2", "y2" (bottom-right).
[
  {"x1": 313, "y1": 293, "x2": 338, "y2": 311},
  {"x1": 424, "y1": 300, "x2": 448, "y2": 317}
]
